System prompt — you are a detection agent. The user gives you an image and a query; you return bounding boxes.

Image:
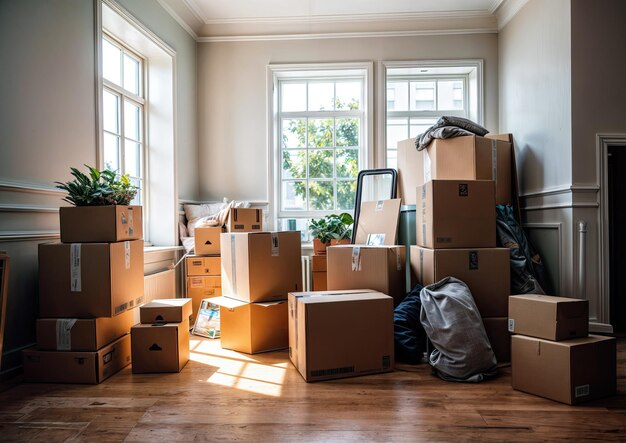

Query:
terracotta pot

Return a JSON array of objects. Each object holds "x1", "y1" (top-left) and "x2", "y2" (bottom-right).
[
  {"x1": 312, "y1": 238, "x2": 329, "y2": 255},
  {"x1": 330, "y1": 239, "x2": 350, "y2": 247}
]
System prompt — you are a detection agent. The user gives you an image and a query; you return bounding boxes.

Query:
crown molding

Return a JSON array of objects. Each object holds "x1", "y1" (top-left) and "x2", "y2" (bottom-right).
[
  {"x1": 183, "y1": 0, "x2": 209, "y2": 24},
  {"x1": 155, "y1": 0, "x2": 199, "y2": 40},
  {"x1": 494, "y1": 0, "x2": 529, "y2": 30}
]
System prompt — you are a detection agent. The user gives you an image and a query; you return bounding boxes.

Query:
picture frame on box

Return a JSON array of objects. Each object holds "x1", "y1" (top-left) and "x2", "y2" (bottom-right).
[{"x1": 192, "y1": 299, "x2": 220, "y2": 339}]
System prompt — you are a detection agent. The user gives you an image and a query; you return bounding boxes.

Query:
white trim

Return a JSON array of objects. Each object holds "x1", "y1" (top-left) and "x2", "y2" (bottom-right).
[
  {"x1": 519, "y1": 185, "x2": 600, "y2": 199},
  {"x1": 95, "y1": 0, "x2": 104, "y2": 169},
  {"x1": 198, "y1": 28, "x2": 497, "y2": 43},
  {"x1": 0, "y1": 231, "x2": 60, "y2": 242},
  {"x1": 183, "y1": 0, "x2": 209, "y2": 24},
  {"x1": 0, "y1": 179, "x2": 64, "y2": 196},
  {"x1": 494, "y1": 0, "x2": 529, "y2": 30},
  {"x1": 589, "y1": 322, "x2": 614, "y2": 334},
  {"x1": 155, "y1": 0, "x2": 199, "y2": 40},
  {"x1": 489, "y1": 0, "x2": 505, "y2": 14},
  {"x1": 522, "y1": 202, "x2": 599, "y2": 212},
  {"x1": 0, "y1": 204, "x2": 59, "y2": 213}
]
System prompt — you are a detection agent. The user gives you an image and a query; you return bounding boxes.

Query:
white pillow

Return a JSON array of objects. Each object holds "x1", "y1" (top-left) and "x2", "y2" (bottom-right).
[{"x1": 183, "y1": 202, "x2": 226, "y2": 224}]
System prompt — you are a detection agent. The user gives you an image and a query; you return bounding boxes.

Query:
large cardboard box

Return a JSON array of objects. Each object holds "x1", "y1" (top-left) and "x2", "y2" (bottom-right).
[
  {"x1": 511, "y1": 334, "x2": 616, "y2": 405},
  {"x1": 211, "y1": 296, "x2": 288, "y2": 354},
  {"x1": 60, "y1": 205, "x2": 142, "y2": 243},
  {"x1": 221, "y1": 231, "x2": 302, "y2": 303},
  {"x1": 288, "y1": 290, "x2": 394, "y2": 382},
  {"x1": 482, "y1": 317, "x2": 511, "y2": 363},
  {"x1": 226, "y1": 208, "x2": 262, "y2": 232},
  {"x1": 410, "y1": 246, "x2": 510, "y2": 317},
  {"x1": 312, "y1": 272, "x2": 327, "y2": 291},
  {"x1": 326, "y1": 245, "x2": 406, "y2": 306},
  {"x1": 131, "y1": 318, "x2": 190, "y2": 373},
  {"x1": 140, "y1": 298, "x2": 192, "y2": 324},
  {"x1": 39, "y1": 241, "x2": 144, "y2": 318},
  {"x1": 194, "y1": 227, "x2": 224, "y2": 256},
  {"x1": 416, "y1": 180, "x2": 496, "y2": 249},
  {"x1": 354, "y1": 199, "x2": 401, "y2": 245},
  {"x1": 187, "y1": 276, "x2": 221, "y2": 322},
  {"x1": 36, "y1": 309, "x2": 135, "y2": 351},
  {"x1": 508, "y1": 294, "x2": 589, "y2": 341},
  {"x1": 186, "y1": 256, "x2": 221, "y2": 276},
  {"x1": 397, "y1": 135, "x2": 511, "y2": 205},
  {"x1": 23, "y1": 334, "x2": 131, "y2": 384}
]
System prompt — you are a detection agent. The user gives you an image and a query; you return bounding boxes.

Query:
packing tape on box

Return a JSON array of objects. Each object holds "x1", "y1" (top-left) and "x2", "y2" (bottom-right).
[
  {"x1": 419, "y1": 248, "x2": 424, "y2": 281},
  {"x1": 351, "y1": 246, "x2": 362, "y2": 272},
  {"x1": 125, "y1": 241, "x2": 131, "y2": 270},
  {"x1": 70, "y1": 244, "x2": 81, "y2": 292},
  {"x1": 271, "y1": 233, "x2": 280, "y2": 256},
  {"x1": 491, "y1": 139, "x2": 498, "y2": 182},
  {"x1": 423, "y1": 150, "x2": 432, "y2": 183},
  {"x1": 56, "y1": 318, "x2": 77, "y2": 351}
]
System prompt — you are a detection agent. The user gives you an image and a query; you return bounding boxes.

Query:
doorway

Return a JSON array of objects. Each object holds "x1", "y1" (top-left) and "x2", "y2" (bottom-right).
[{"x1": 608, "y1": 145, "x2": 626, "y2": 332}]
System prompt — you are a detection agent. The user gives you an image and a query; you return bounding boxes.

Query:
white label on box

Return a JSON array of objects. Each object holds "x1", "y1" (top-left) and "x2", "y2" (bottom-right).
[
  {"x1": 271, "y1": 233, "x2": 280, "y2": 256},
  {"x1": 423, "y1": 151, "x2": 432, "y2": 182},
  {"x1": 128, "y1": 208, "x2": 134, "y2": 236},
  {"x1": 508, "y1": 318, "x2": 515, "y2": 332},
  {"x1": 70, "y1": 244, "x2": 82, "y2": 292},
  {"x1": 491, "y1": 139, "x2": 498, "y2": 182},
  {"x1": 375, "y1": 200, "x2": 384, "y2": 211},
  {"x1": 56, "y1": 318, "x2": 77, "y2": 351},
  {"x1": 124, "y1": 241, "x2": 131, "y2": 270},
  {"x1": 121, "y1": 212, "x2": 127, "y2": 225},
  {"x1": 396, "y1": 248, "x2": 402, "y2": 271},
  {"x1": 575, "y1": 384, "x2": 590, "y2": 398},
  {"x1": 351, "y1": 247, "x2": 362, "y2": 272},
  {"x1": 366, "y1": 233, "x2": 385, "y2": 246}
]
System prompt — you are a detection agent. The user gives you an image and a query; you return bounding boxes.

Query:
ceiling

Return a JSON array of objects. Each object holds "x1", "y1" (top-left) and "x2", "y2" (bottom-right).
[{"x1": 156, "y1": 0, "x2": 528, "y2": 41}]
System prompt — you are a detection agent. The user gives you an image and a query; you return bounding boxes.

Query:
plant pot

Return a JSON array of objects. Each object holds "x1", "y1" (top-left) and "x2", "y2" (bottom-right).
[
  {"x1": 330, "y1": 239, "x2": 350, "y2": 247},
  {"x1": 313, "y1": 238, "x2": 330, "y2": 255}
]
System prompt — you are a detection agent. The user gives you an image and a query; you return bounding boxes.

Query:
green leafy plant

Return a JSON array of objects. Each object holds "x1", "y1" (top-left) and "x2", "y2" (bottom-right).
[
  {"x1": 55, "y1": 165, "x2": 138, "y2": 206},
  {"x1": 308, "y1": 212, "x2": 354, "y2": 244}
]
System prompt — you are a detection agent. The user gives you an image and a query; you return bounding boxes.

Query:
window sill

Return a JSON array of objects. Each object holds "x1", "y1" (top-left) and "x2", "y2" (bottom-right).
[{"x1": 144, "y1": 245, "x2": 184, "y2": 253}]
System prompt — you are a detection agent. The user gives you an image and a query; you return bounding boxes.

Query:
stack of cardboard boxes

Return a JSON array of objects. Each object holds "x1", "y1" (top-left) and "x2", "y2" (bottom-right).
[
  {"x1": 509, "y1": 294, "x2": 616, "y2": 404},
  {"x1": 399, "y1": 135, "x2": 514, "y2": 362},
  {"x1": 23, "y1": 205, "x2": 144, "y2": 383}
]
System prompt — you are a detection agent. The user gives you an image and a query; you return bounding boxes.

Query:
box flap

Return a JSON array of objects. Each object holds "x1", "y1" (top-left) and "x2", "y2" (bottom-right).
[
  {"x1": 208, "y1": 296, "x2": 248, "y2": 309},
  {"x1": 256, "y1": 300, "x2": 287, "y2": 307}
]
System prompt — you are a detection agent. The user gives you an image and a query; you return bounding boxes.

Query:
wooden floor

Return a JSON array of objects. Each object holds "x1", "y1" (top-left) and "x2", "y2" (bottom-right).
[{"x1": 0, "y1": 338, "x2": 624, "y2": 442}]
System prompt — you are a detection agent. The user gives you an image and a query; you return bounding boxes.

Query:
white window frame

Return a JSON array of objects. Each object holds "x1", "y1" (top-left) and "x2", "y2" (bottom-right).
[
  {"x1": 377, "y1": 60, "x2": 483, "y2": 168},
  {"x1": 267, "y1": 63, "x2": 374, "y2": 231}
]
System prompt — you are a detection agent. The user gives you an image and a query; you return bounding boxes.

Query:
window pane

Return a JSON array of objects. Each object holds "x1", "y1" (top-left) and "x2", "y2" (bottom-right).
[
  {"x1": 387, "y1": 81, "x2": 408, "y2": 111},
  {"x1": 103, "y1": 132, "x2": 120, "y2": 172},
  {"x1": 308, "y1": 118, "x2": 333, "y2": 148},
  {"x1": 410, "y1": 118, "x2": 437, "y2": 137},
  {"x1": 281, "y1": 83, "x2": 306, "y2": 112},
  {"x1": 438, "y1": 80, "x2": 464, "y2": 110},
  {"x1": 281, "y1": 118, "x2": 306, "y2": 149},
  {"x1": 336, "y1": 118, "x2": 359, "y2": 147},
  {"x1": 130, "y1": 178, "x2": 141, "y2": 206},
  {"x1": 336, "y1": 81, "x2": 361, "y2": 110},
  {"x1": 282, "y1": 150, "x2": 306, "y2": 179},
  {"x1": 336, "y1": 149, "x2": 358, "y2": 178},
  {"x1": 411, "y1": 81, "x2": 435, "y2": 111},
  {"x1": 123, "y1": 54, "x2": 140, "y2": 95},
  {"x1": 282, "y1": 181, "x2": 306, "y2": 211},
  {"x1": 277, "y1": 218, "x2": 311, "y2": 242},
  {"x1": 387, "y1": 117, "x2": 409, "y2": 150},
  {"x1": 102, "y1": 39, "x2": 121, "y2": 86},
  {"x1": 125, "y1": 140, "x2": 141, "y2": 178},
  {"x1": 309, "y1": 181, "x2": 334, "y2": 210},
  {"x1": 386, "y1": 150, "x2": 397, "y2": 170},
  {"x1": 124, "y1": 101, "x2": 141, "y2": 141},
  {"x1": 337, "y1": 180, "x2": 356, "y2": 210},
  {"x1": 103, "y1": 90, "x2": 119, "y2": 134},
  {"x1": 308, "y1": 82, "x2": 334, "y2": 111},
  {"x1": 308, "y1": 149, "x2": 333, "y2": 179}
]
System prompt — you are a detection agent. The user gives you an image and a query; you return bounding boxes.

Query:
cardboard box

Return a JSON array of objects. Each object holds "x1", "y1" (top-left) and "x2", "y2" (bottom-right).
[
  {"x1": 186, "y1": 256, "x2": 221, "y2": 276},
  {"x1": 23, "y1": 334, "x2": 131, "y2": 384},
  {"x1": 354, "y1": 199, "x2": 401, "y2": 245},
  {"x1": 60, "y1": 205, "x2": 142, "y2": 243},
  {"x1": 36, "y1": 309, "x2": 135, "y2": 351},
  {"x1": 410, "y1": 246, "x2": 510, "y2": 317},
  {"x1": 397, "y1": 135, "x2": 511, "y2": 205},
  {"x1": 482, "y1": 317, "x2": 511, "y2": 363},
  {"x1": 326, "y1": 245, "x2": 406, "y2": 306},
  {"x1": 508, "y1": 294, "x2": 589, "y2": 341},
  {"x1": 221, "y1": 231, "x2": 302, "y2": 303},
  {"x1": 131, "y1": 318, "x2": 190, "y2": 373},
  {"x1": 312, "y1": 272, "x2": 327, "y2": 291},
  {"x1": 39, "y1": 241, "x2": 144, "y2": 318},
  {"x1": 210, "y1": 296, "x2": 288, "y2": 354},
  {"x1": 416, "y1": 180, "x2": 496, "y2": 249},
  {"x1": 288, "y1": 290, "x2": 394, "y2": 382},
  {"x1": 140, "y1": 298, "x2": 192, "y2": 324},
  {"x1": 311, "y1": 254, "x2": 327, "y2": 272},
  {"x1": 187, "y1": 276, "x2": 221, "y2": 322},
  {"x1": 511, "y1": 334, "x2": 616, "y2": 405},
  {"x1": 194, "y1": 227, "x2": 224, "y2": 256},
  {"x1": 226, "y1": 208, "x2": 262, "y2": 232}
]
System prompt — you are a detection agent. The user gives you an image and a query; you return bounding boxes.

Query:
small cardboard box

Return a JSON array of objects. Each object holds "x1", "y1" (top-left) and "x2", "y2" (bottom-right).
[
  {"x1": 326, "y1": 245, "x2": 406, "y2": 306},
  {"x1": 482, "y1": 317, "x2": 511, "y2": 363},
  {"x1": 194, "y1": 227, "x2": 224, "y2": 256},
  {"x1": 354, "y1": 199, "x2": 401, "y2": 245},
  {"x1": 221, "y1": 231, "x2": 302, "y2": 303},
  {"x1": 288, "y1": 290, "x2": 394, "y2": 382},
  {"x1": 186, "y1": 256, "x2": 221, "y2": 276},
  {"x1": 187, "y1": 276, "x2": 221, "y2": 322},
  {"x1": 511, "y1": 334, "x2": 616, "y2": 405},
  {"x1": 397, "y1": 135, "x2": 511, "y2": 205},
  {"x1": 508, "y1": 294, "x2": 589, "y2": 341},
  {"x1": 311, "y1": 255, "x2": 327, "y2": 272},
  {"x1": 131, "y1": 318, "x2": 190, "y2": 373},
  {"x1": 39, "y1": 241, "x2": 144, "y2": 318},
  {"x1": 312, "y1": 272, "x2": 327, "y2": 291},
  {"x1": 36, "y1": 308, "x2": 135, "y2": 351},
  {"x1": 410, "y1": 246, "x2": 510, "y2": 317},
  {"x1": 23, "y1": 334, "x2": 131, "y2": 384},
  {"x1": 226, "y1": 208, "x2": 262, "y2": 232},
  {"x1": 60, "y1": 205, "x2": 142, "y2": 243},
  {"x1": 140, "y1": 298, "x2": 192, "y2": 324},
  {"x1": 211, "y1": 296, "x2": 288, "y2": 354},
  {"x1": 416, "y1": 180, "x2": 496, "y2": 249}
]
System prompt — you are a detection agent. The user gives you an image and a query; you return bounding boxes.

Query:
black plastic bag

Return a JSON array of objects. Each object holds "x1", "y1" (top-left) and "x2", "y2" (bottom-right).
[{"x1": 393, "y1": 283, "x2": 426, "y2": 364}]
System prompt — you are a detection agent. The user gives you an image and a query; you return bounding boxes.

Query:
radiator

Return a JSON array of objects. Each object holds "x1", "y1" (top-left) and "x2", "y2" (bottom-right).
[
  {"x1": 144, "y1": 268, "x2": 176, "y2": 304},
  {"x1": 301, "y1": 255, "x2": 312, "y2": 292}
]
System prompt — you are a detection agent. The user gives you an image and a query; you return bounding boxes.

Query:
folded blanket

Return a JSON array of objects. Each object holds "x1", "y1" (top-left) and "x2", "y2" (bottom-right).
[{"x1": 415, "y1": 116, "x2": 489, "y2": 151}]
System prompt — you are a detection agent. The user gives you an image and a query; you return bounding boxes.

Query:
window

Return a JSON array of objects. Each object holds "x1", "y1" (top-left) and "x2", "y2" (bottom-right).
[
  {"x1": 101, "y1": 35, "x2": 144, "y2": 205},
  {"x1": 269, "y1": 64, "x2": 372, "y2": 238}
]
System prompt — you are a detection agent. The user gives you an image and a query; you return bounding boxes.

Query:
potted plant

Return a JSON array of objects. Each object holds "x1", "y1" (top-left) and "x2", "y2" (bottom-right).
[
  {"x1": 56, "y1": 165, "x2": 138, "y2": 206},
  {"x1": 308, "y1": 213, "x2": 354, "y2": 255}
]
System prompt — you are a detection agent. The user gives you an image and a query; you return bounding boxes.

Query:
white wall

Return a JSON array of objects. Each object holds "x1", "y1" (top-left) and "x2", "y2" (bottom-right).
[{"x1": 197, "y1": 33, "x2": 499, "y2": 202}]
